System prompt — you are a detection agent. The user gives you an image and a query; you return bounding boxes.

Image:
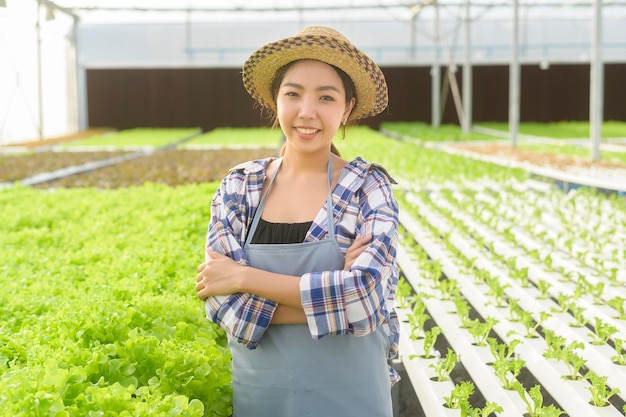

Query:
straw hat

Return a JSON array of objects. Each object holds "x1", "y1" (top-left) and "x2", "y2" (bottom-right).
[{"x1": 242, "y1": 26, "x2": 388, "y2": 122}]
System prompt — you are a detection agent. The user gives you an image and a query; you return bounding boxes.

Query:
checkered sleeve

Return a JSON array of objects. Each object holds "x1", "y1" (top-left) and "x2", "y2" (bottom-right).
[
  {"x1": 203, "y1": 164, "x2": 278, "y2": 349},
  {"x1": 300, "y1": 164, "x2": 399, "y2": 341}
]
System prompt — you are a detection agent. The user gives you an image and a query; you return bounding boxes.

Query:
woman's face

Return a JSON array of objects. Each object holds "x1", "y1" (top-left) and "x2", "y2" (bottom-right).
[{"x1": 276, "y1": 60, "x2": 355, "y2": 156}]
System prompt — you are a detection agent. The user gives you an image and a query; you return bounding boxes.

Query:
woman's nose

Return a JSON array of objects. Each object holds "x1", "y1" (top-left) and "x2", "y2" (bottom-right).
[{"x1": 297, "y1": 96, "x2": 317, "y2": 118}]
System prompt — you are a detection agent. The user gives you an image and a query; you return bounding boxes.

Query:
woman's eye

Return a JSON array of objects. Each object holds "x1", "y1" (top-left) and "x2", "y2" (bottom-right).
[{"x1": 320, "y1": 95, "x2": 335, "y2": 101}]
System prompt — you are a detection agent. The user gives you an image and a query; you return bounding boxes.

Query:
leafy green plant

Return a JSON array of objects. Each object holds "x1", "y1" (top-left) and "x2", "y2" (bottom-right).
[
  {"x1": 429, "y1": 348, "x2": 458, "y2": 382},
  {"x1": 395, "y1": 277, "x2": 414, "y2": 309},
  {"x1": 512, "y1": 382, "x2": 565, "y2": 417},
  {"x1": 553, "y1": 293, "x2": 573, "y2": 314},
  {"x1": 519, "y1": 310, "x2": 551, "y2": 338},
  {"x1": 488, "y1": 338, "x2": 525, "y2": 389},
  {"x1": 568, "y1": 305, "x2": 589, "y2": 328},
  {"x1": 453, "y1": 296, "x2": 473, "y2": 328},
  {"x1": 460, "y1": 399, "x2": 503, "y2": 417},
  {"x1": 507, "y1": 298, "x2": 524, "y2": 322},
  {"x1": 536, "y1": 279, "x2": 550, "y2": 300},
  {"x1": 585, "y1": 370, "x2": 621, "y2": 407},
  {"x1": 588, "y1": 317, "x2": 618, "y2": 345},
  {"x1": 544, "y1": 338, "x2": 587, "y2": 380},
  {"x1": 0, "y1": 183, "x2": 233, "y2": 416},
  {"x1": 607, "y1": 296, "x2": 626, "y2": 320},
  {"x1": 443, "y1": 381, "x2": 474, "y2": 409},
  {"x1": 408, "y1": 298, "x2": 430, "y2": 340},
  {"x1": 422, "y1": 327, "x2": 443, "y2": 359},
  {"x1": 588, "y1": 282, "x2": 605, "y2": 305},
  {"x1": 484, "y1": 274, "x2": 510, "y2": 308},
  {"x1": 437, "y1": 278, "x2": 460, "y2": 300},
  {"x1": 611, "y1": 339, "x2": 626, "y2": 366},
  {"x1": 467, "y1": 317, "x2": 498, "y2": 346}
]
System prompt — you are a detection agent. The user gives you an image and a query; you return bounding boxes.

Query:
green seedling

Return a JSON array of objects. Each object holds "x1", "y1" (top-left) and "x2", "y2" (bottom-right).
[
  {"x1": 493, "y1": 356, "x2": 526, "y2": 390},
  {"x1": 536, "y1": 279, "x2": 550, "y2": 300},
  {"x1": 588, "y1": 317, "x2": 618, "y2": 346},
  {"x1": 429, "y1": 259, "x2": 443, "y2": 287},
  {"x1": 484, "y1": 275, "x2": 510, "y2": 308},
  {"x1": 568, "y1": 304, "x2": 589, "y2": 328},
  {"x1": 467, "y1": 317, "x2": 497, "y2": 346},
  {"x1": 488, "y1": 338, "x2": 525, "y2": 389},
  {"x1": 473, "y1": 268, "x2": 491, "y2": 286},
  {"x1": 585, "y1": 370, "x2": 621, "y2": 407},
  {"x1": 488, "y1": 337, "x2": 521, "y2": 363},
  {"x1": 543, "y1": 254, "x2": 554, "y2": 272},
  {"x1": 437, "y1": 278, "x2": 459, "y2": 300},
  {"x1": 558, "y1": 267, "x2": 574, "y2": 283},
  {"x1": 544, "y1": 338, "x2": 587, "y2": 380},
  {"x1": 519, "y1": 310, "x2": 551, "y2": 339},
  {"x1": 443, "y1": 380, "x2": 474, "y2": 409},
  {"x1": 611, "y1": 339, "x2": 626, "y2": 366},
  {"x1": 453, "y1": 296, "x2": 472, "y2": 328},
  {"x1": 513, "y1": 266, "x2": 531, "y2": 288},
  {"x1": 512, "y1": 382, "x2": 565, "y2": 417},
  {"x1": 460, "y1": 400, "x2": 503, "y2": 417},
  {"x1": 507, "y1": 298, "x2": 524, "y2": 322},
  {"x1": 408, "y1": 309, "x2": 430, "y2": 340},
  {"x1": 607, "y1": 267, "x2": 619, "y2": 286},
  {"x1": 553, "y1": 293, "x2": 573, "y2": 314},
  {"x1": 528, "y1": 248, "x2": 541, "y2": 262},
  {"x1": 395, "y1": 277, "x2": 413, "y2": 309},
  {"x1": 607, "y1": 296, "x2": 626, "y2": 320},
  {"x1": 543, "y1": 329, "x2": 567, "y2": 358},
  {"x1": 429, "y1": 348, "x2": 458, "y2": 382},
  {"x1": 422, "y1": 326, "x2": 442, "y2": 358},
  {"x1": 589, "y1": 282, "x2": 605, "y2": 305}
]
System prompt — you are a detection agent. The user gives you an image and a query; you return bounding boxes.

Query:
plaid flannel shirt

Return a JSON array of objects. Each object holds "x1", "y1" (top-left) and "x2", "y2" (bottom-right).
[{"x1": 204, "y1": 156, "x2": 400, "y2": 383}]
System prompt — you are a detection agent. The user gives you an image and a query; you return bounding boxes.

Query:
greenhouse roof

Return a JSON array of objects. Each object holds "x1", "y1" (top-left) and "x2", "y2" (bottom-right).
[{"x1": 34, "y1": 0, "x2": 626, "y2": 24}]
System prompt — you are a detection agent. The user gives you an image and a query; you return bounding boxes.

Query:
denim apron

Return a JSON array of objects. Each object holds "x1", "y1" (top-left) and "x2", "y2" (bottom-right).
[{"x1": 229, "y1": 157, "x2": 392, "y2": 417}]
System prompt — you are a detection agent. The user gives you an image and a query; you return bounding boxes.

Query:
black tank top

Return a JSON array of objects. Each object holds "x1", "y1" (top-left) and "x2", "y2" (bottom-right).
[{"x1": 250, "y1": 218, "x2": 313, "y2": 244}]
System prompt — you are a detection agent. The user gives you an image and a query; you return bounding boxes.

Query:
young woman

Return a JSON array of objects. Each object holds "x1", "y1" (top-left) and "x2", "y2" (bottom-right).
[{"x1": 195, "y1": 26, "x2": 399, "y2": 417}]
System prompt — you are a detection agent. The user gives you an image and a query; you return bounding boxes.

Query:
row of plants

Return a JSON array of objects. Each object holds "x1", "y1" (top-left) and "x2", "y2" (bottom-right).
[
  {"x1": 183, "y1": 127, "x2": 283, "y2": 148},
  {"x1": 57, "y1": 128, "x2": 202, "y2": 149},
  {"x1": 393, "y1": 178, "x2": 625, "y2": 416},
  {"x1": 34, "y1": 148, "x2": 276, "y2": 189},
  {"x1": 0, "y1": 151, "x2": 130, "y2": 183},
  {"x1": 475, "y1": 121, "x2": 626, "y2": 140},
  {"x1": 517, "y1": 143, "x2": 626, "y2": 165},
  {"x1": 0, "y1": 183, "x2": 232, "y2": 416}
]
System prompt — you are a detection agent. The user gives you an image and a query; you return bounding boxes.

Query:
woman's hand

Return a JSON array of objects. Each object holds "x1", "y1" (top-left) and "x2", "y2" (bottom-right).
[
  {"x1": 195, "y1": 250, "x2": 244, "y2": 300},
  {"x1": 344, "y1": 235, "x2": 371, "y2": 270}
]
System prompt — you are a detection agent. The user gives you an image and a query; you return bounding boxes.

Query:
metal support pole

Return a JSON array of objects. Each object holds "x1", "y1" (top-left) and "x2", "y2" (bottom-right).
[
  {"x1": 509, "y1": 0, "x2": 520, "y2": 147},
  {"x1": 462, "y1": 0, "x2": 472, "y2": 133},
  {"x1": 432, "y1": 1, "x2": 441, "y2": 128},
  {"x1": 589, "y1": 0, "x2": 603, "y2": 161},
  {"x1": 73, "y1": 16, "x2": 88, "y2": 131},
  {"x1": 36, "y1": 1, "x2": 44, "y2": 140}
]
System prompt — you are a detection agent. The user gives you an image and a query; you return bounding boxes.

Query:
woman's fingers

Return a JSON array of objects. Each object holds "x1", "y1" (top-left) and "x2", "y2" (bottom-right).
[{"x1": 344, "y1": 234, "x2": 372, "y2": 270}]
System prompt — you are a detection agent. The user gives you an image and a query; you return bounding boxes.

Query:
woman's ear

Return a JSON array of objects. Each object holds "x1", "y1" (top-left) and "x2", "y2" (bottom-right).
[{"x1": 343, "y1": 97, "x2": 356, "y2": 123}]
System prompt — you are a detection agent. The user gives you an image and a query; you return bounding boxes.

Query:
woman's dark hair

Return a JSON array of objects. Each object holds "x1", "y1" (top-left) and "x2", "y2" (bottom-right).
[{"x1": 271, "y1": 60, "x2": 357, "y2": 156}]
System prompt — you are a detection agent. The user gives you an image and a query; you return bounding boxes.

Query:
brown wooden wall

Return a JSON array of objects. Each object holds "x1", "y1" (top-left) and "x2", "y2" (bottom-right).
[{"x1": 86, "y1": 63, "x2": 626, "y2": 131}]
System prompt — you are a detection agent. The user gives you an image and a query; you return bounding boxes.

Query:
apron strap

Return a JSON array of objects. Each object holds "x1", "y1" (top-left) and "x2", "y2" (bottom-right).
[
  {"x1": 325, "y1": 156, "x2": 336, "y2": 241},
  {"x1": 244, "y1": 156, "x2": 336, "y2": 246},
  {"x1": 244, "y1": 158, "x2": 283, "y2": 246}
]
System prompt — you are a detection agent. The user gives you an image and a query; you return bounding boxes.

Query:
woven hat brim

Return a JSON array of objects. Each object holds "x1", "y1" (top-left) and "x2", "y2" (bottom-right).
[{"x1": 243, "y1": 34, "x2": 388, "y2": 121}]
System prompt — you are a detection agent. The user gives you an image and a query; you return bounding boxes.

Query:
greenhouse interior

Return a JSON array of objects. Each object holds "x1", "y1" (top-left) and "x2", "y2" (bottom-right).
[{"x1": 1, "y1": 1, "x2": 625, "y2": 417}]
